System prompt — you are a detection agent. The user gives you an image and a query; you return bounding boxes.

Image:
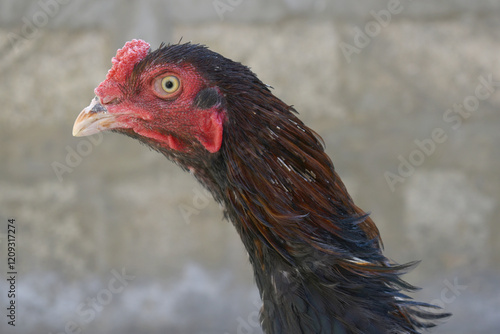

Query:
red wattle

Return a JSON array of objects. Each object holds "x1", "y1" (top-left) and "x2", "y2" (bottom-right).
[{"x1": 134, "y1": 128, "x2": 186, "y2": 152}]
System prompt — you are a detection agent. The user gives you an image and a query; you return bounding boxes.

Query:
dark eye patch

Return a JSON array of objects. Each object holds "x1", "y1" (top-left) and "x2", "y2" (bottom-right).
[{"x1": 193, "y1": 87, "x2": 222, "y2": 110}]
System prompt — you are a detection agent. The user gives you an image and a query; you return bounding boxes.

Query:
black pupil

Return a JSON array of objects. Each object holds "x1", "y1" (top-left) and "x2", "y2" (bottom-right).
[{"x1": 165, "y1": 80, "x2": 174, "y2": 89}]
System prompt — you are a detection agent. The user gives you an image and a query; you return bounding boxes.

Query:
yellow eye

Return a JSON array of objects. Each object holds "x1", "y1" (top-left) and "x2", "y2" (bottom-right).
[
  {"x1": 161, "y1": 76, "x2": 180, "y2": 93},
  {"x1": 153, "y1": 74, "x2": 182, "y2": 98}
]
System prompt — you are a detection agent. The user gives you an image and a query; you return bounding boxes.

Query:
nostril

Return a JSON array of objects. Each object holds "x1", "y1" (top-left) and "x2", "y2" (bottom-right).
[{"x1": 90, "y1": 101, "x2": 108, "y2": 114}]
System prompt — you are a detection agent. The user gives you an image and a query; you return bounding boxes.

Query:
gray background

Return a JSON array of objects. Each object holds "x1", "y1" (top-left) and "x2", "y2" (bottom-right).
[{"x1": 1, "y1": 0, "x2": 499, "y2": 333}]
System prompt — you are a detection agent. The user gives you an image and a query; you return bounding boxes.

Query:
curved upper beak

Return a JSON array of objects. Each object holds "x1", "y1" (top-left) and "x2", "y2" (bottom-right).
[{"x1": 72, "y1": 96, "x2": 119, "y2": 137}]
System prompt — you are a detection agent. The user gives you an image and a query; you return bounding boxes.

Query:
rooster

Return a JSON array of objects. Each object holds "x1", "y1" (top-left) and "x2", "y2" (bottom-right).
[{"x1": 73, "y1": 39, "x2": 449, "y2": 334}]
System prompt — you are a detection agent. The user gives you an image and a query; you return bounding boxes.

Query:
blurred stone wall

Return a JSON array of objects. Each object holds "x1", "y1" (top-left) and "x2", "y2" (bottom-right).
[{"x1": 0, "y1": 1, "x2": 499, "y2": 333}]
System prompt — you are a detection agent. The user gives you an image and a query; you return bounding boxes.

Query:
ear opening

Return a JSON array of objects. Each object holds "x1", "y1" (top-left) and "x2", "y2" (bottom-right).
[{"x1": 193, "y1": 87, "x2": 223, "y2": 110}]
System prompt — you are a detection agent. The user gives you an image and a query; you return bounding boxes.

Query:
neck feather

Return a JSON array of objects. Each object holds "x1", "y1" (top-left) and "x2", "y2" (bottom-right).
[
  {"x1": 197, "y1": 91, "x2": 442, "y2": 333},
  {"x1": 168, "y1": 83, "x2": 445, "y2": 333}
]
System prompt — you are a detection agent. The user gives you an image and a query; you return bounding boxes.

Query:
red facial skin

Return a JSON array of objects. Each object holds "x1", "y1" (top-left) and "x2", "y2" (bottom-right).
[
  {"x1": 74, "y1": 40, "x2": 225, "y2": 154},
  {"x1": 100, "y1": 64, "x2": 224, "y2": 153}
]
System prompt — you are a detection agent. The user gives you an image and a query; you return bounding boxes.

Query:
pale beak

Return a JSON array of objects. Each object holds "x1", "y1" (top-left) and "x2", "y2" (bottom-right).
[{"x1": 72, "y1": 96, "x2": 120, "y2": 137}]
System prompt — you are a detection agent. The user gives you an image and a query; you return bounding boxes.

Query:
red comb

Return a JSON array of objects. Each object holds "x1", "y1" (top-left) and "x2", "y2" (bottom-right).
[{"x1": 95, "y1": 39, "x2": 150, "y2": 98}]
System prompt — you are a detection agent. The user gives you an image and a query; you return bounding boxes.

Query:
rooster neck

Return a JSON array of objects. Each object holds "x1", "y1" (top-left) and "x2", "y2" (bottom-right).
[
  {"x1": 210, "y1": 107, "x2": 386, "y2": 333},
  {"x1": 215, "y1": 95, "x2": 384, "y2": 265},
  {"x1": 187, "y1": 95, "x2": 445, "y2": 333}
]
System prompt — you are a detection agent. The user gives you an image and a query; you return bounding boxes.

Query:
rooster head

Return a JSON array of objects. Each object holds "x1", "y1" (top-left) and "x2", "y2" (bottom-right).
[{"x1": 73, "y1": 39, "x2": 226, "y2": 154}]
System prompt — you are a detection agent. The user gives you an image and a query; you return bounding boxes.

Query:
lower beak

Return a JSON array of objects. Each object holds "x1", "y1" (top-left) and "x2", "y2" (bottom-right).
[{"x1": 72, "y1": 96, "x2": 119, "y2": 137}]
